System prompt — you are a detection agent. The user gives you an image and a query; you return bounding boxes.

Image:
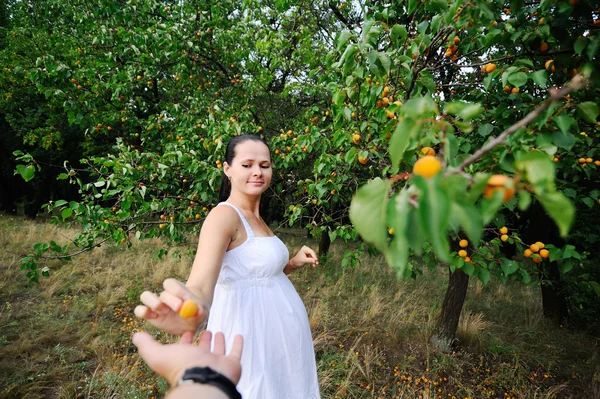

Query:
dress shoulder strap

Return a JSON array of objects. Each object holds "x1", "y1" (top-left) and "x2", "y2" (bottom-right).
[{"x1": 217, "y1": 202, "x2": 255, "y2": 238}]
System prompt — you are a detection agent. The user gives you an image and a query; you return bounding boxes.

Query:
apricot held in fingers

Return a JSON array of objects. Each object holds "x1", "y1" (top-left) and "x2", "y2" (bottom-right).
[{"x1": 179, "y1": 299, "x2": 199, "y2": 319}]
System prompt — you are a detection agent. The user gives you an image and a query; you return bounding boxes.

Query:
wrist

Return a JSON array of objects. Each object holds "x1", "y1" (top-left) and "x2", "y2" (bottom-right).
[
  {"x1": 167, "y1": 384, "x2": 229, "y2": 399},
  {"x1": 284, "y1": 258, "x2": 297, "y2": 274},
  {"x1": 175, "y1": 366, "x2": 241, "y2": 399}
]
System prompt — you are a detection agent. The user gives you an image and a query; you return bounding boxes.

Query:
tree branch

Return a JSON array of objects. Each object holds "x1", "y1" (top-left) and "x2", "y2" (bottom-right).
[{"x1": 446, "y1": 75, "x2": 586, "y2": 175}]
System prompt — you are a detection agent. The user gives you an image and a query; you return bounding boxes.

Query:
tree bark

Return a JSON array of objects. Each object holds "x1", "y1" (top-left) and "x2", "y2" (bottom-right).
[
  {"x1": 539, "y1": 262, "x2": 569, "y2": 324},
  {"x1": 431, "y1": 267, "x2": 470, "y2": 352},
  {"x1": 318, "y1": 229, "x2": 331, "y2": 256},
  {"x1": 520, "y1": 201, "x2": 569, "y2": 324}
]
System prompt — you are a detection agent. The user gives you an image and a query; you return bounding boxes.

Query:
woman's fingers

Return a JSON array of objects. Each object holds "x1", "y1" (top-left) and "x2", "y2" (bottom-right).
[
  {"x1": 302, "y1": 245, "x2": 319, "y2": 265},
  {"x1": 139, "y1": 291, "x2": 171, "y2": 314},
  {"x1": 134, "y1": 305, "x2": 158, "y2": 319},
  {"x1": 163, "y1": 278, "x2": 190, "y2": 298},
  {"x1": 159, "y1": 290, "x2": 184, "y2": 311}
]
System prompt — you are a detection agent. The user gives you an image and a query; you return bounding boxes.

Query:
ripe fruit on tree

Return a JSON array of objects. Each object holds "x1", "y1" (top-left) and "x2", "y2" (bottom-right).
[
  {"x1": 413, "y1": 156, "x2": 442, "y2": 179},
  {"x1": 540, "y1": 42, "x2": 549, "y2": 53},
  {"x1": 483, "y1": 63, "x2": 496, "y2": 73},
  {"x1": 352, "y1": 133, "x2": 361, "y2": 144},
  {"x1": 459, "y1": 239, "x2": 468, "y2": 248},
  {"x1": 511, "y1": 87, "x2": 520, "y2": 94},
  {"x1": 458, "y1": 249, "x2": 467, "y2": 258},
  {"x1": 524, "y1": 249, "x2": 532, "y2": 257},
  {"x1": 179, "y1": 299, "x2": 198, "y2": 319},
  {"x1": 483, "y1": 175, "x2": 516, "y2": 202},
  {"x1": 499, "y1": 226, "x2": 508, "y2": 234},
  {"x1": 535, "y1": 241, "x2": 545, "y2": 249},
  {"x1": 358, "y1": 156, "x2": 368, "y2": 165},
  {"x1": 540, "y1": 249, "x2": 549, "y2": 259},
  {"x1": 501, "y1": 234, "x2": 508, "y2": 242},
  {"x1": 530, "y1": 243, "x2": 540, "y2": 253},
  {"x1": 421, "y1": 147, "x2": 435, "y2": 156}
]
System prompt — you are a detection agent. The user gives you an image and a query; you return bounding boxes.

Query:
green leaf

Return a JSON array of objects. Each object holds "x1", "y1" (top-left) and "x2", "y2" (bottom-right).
[
  {"x1": 507, "y1": 72, "x2": 528, "y2": 87},
  {"x1": 530, "y1": 70, "x2": 548, "y2": 87},
  {"x1": 451, "y1": 202, "x2": 483, "y2": 246},
  {"x1": 15, "y1": 164, "x2": 36, "y2": 182},
  {"x1": 582, "y1": 197, "x2": 594, "y2": 208},
  {"x1": 390, "y1": 24, "x2": 407, "y2": 42},
  {"x1": 413, "y1": 176, "x2": 450, "y2": 262},
  {"x1": 589, "y1": 281, "x2": 600, "y2": 296},
  {"x1": 444, "y1": 102, "x2": 484, "y2": 121},
  {"x1": 61, "y1": 208, "x2": 73, "y2": 220},
  {"x1": 54, "y1": 200, "x2": 68, "y2": 207},
  {"x1": 518, "y1": 190, "x2": 532, "y2": 211},
  {"x1": 501, "y1": 259, "x2": 519, "y2": 276},
  {"x1": 478, "y1": 123, "x2": 494, "y2": 137},
  {"x1": 552, "y1": 130, "x2": 575, "y2": 151},
  {"x1": 577, "y1": 102, "x2": 599, "y2": 124},
  {"x1": 573, "y1": 37, "x2": 587, "y2": 55},
  {"x1": 521, "y1": 269, "x2": 531, "y2": 284},
  {"x1": 560, "y1": 260, "x2": 574, "y2": 274},
  {"x1": 402, "y1": 96, "x2": 437, "y2": 118},
  {"x1": 554, "y1": 114, "x2": 574, "y2": 134},
  {"x1": 349, "y1": 178, "x2": 390, "y2": 252},
  {"x1": 336, "y1": 31, "x2": 353, "y2": 51},
  {"x1": 538, "y1": 191, "x2": 574, "y2": 237},
  {"x1": 517, "y1": 151, "x2": 554, "y2": 188},
  {"x1": 461, "y1": 261, "x2": 475, "y2": 276},
  {"x1": 478, "y1": 268, "x2": 491, "y2": 285},
  {"x1": 386, "y1": 188, "x2": 411, "y2": 276},
  {"x1": 389, "y1": 118, "x2": 419, "y2": 167}
]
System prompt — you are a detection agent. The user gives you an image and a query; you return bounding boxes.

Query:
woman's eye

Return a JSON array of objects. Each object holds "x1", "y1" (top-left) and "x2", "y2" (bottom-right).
[
  {"x1": 261, "y1": 165, "x2": 270, "y2": 169},
  {"x1": 242, "y1": 165, "x2": 250, "y2": 168}
]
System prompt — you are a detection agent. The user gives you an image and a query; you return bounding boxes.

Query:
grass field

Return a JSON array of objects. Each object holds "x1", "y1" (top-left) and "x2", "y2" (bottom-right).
[{"x1": 1, "y1": 214, "x2": 598, "y2": 398}]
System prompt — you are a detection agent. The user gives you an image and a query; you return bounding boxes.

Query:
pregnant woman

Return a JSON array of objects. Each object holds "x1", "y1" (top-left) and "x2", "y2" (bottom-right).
[{"x1": 135, "y1": 134, "x2": 320, "y2": 399}]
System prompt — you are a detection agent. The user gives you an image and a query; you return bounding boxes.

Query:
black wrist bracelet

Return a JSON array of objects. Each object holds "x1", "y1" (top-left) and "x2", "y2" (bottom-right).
[{"x1": 176, "y1": 366, "x2": 241, "y2": 399}]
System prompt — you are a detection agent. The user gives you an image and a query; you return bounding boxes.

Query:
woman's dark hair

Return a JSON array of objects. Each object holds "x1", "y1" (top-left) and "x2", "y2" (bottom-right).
[{"x1": 218, "y1": 134, "x2": 270, "y2": 202}]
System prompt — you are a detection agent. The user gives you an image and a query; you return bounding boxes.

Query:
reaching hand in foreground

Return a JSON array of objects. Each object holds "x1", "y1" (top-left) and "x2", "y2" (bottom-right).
[
  {"x1": 133, "y1": 330, "x2": 243, "y2": 388},
  {"x1": 134, "y1": 278, "x2": 207, "y2": 335}
]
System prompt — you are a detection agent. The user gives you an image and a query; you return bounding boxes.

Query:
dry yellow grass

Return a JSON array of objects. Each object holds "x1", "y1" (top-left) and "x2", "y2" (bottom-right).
[{"x1": 1, "y1": 215, "x2": 599, "y2": 399}]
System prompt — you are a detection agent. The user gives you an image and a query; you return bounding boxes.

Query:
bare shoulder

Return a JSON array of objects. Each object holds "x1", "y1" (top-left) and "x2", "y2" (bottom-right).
[{"x1": 201, "y1": 204, "x2": 241, "y2": 235}]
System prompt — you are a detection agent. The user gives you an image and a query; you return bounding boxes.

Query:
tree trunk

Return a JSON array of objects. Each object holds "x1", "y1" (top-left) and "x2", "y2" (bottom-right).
[
  {"x1": 539, "y1": 262, "x2": 569, "y2": 324},
  {"x1": 431, "y1": 267, "x2": 470, "y2": 352},
  {"x1": 520, "y1": 201, "x2": 569, "y2": 324},
  {"x1": 318, "y1": 230, "x2": 331, "y2": 256}
]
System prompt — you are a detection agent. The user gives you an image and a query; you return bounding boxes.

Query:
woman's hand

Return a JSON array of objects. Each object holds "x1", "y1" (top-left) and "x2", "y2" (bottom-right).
[
  {"x1": 133, "y1": 330, "x2": 243, "y2": 387},
  {"x1": 287, "y1": 245, "x2": 319, "y2": 273},
  {"x1": 134, "y1": 278, "x2": 208, "y2": 335}
]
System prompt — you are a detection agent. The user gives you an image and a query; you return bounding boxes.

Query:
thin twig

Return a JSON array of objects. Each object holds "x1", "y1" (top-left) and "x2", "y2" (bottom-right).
[{"x1": 446, "y1": 75, "x2": 585, "y2": 175}]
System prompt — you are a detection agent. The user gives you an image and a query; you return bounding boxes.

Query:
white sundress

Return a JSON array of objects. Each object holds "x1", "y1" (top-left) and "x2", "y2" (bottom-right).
[{"x1": 206, "y1": 202, "x2": 320, "y2": 399}]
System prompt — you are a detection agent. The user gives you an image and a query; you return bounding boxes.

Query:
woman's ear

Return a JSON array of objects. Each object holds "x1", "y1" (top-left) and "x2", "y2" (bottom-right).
[{"x1": 223, "y1": 162, "x2": 231, "y2": 178}]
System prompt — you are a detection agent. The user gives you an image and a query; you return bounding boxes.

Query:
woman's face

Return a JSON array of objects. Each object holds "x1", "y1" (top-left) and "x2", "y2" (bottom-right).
[{"x1": 224, "y1": 140, "x2": 272, "y2": 197}]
